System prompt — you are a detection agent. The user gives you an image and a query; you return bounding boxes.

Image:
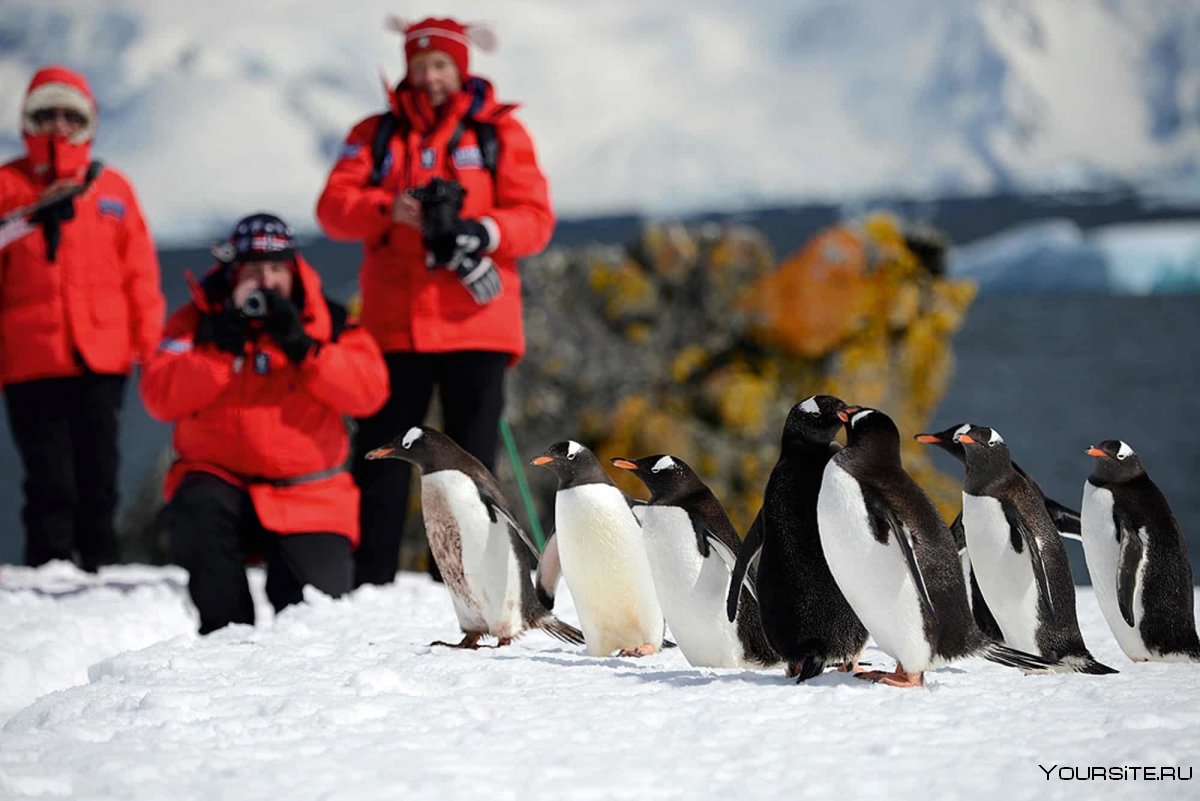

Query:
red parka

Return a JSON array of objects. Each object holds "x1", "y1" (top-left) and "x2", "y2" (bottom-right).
[
  {"x1": 0, "y1": 158, "x2": 164, "y2": 384},
  {"x1": 139, "y1": 255, "x2": 389, "y2": 544},
  {"x1": 316, "y1": 77, "x2": 554, "y2": 362}
]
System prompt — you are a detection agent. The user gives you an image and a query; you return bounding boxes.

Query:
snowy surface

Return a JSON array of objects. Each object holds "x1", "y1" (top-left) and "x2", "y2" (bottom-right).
[
  {"x1": 1, "y1": 0, "x2": 1199, "y2": 243},
  {"x1": 2, "y1": 561, "x2": 1198, "y2": 799}
]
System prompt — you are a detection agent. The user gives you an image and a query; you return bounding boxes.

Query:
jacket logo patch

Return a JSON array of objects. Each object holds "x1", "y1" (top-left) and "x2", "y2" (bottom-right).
[
  {"x1": 420, "y1": 147, "x2": 436, "y2": 169},
  {"x1": 254, "y1": 351, "x2": 270, "y2": 375},
  {"x1": 452, "y1": 145, "x2": 484, "y2": 169},
  {"x1": 98, "y1": 197, "x2": 126, "y2": 219},
  {"x1": 337, "y1": 141, "x2": 361, "y2": 159}
]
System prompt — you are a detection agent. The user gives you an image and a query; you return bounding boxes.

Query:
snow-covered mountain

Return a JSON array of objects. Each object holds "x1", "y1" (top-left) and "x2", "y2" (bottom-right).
[{"x1": 1, "y1": 0, "x2": 1199, "y2": 244}]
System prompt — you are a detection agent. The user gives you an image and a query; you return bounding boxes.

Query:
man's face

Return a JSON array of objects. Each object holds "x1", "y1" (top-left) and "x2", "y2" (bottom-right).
[
  {"x1": 30, "y1": 107, "x2": 88, "y2": 138},
  {"x1": 408, "y1": 50, "x2": 462, "y2": 107},
  {"x1": 232, "y1": 259, "x2": 294, "y2": 307}
]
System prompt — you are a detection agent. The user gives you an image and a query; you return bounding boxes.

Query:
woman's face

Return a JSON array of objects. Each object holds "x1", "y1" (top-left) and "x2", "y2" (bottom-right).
[{"x1": 408, "y1": 50, "x2": 463, "y2": 106}]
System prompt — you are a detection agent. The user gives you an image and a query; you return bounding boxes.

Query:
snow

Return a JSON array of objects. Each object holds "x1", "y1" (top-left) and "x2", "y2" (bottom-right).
[
  {"x1": 2, "y1": 0, "x2": 1199, "y2": 243},
  {"x1": 2, "y1": 561, "x2": 1198, "y2": 799}
]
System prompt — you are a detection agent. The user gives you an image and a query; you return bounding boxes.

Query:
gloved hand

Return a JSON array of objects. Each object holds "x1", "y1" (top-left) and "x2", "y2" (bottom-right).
[
  {"x1": 259, "y1": 288, "x2": 317, "y2": 364},
  {"x1": 194, "y1": 306, "x2": 248, "y2": 356}
]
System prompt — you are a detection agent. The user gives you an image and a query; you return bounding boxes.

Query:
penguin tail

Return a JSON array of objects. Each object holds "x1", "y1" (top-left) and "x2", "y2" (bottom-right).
[
  {"x1": 534, "y1": 615, "x2": 585, "y2": 646},
  {"x1": 978, "y1": 642, "x2": 1061, "y2": 673},
  {"x1": 1060, "y1": 653, "x2": 1119, "y2": 675},
  {"x1": 785, "y1": 654, "x2": 826, "y2": 683}
]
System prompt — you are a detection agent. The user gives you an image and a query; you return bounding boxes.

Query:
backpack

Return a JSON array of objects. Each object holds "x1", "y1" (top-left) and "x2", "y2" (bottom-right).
[{"x1": 367, "y1": 111, "x2": 498, "y2": 187}]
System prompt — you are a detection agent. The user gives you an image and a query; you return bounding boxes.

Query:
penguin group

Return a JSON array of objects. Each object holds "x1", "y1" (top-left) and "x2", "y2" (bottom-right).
[{"x1": 367, "y1": 398, "x2": 1198, "y2": 688}]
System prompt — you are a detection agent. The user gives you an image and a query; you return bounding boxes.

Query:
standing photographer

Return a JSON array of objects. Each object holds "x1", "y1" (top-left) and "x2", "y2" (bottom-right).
[
  {"x1": 316, "y1": 17, "x2": 555, "y2": 586},
  {"x1": 139, "y1": 213, "x2": 388, "y2": 634}
]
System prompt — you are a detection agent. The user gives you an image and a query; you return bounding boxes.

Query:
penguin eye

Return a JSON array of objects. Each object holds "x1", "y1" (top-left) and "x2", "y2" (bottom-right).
[{"x1": 566, "y1": 452, "x2": 576, "y2": 461}]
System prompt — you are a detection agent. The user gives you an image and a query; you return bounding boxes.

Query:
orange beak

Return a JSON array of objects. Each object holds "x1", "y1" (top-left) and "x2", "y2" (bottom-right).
[
  {"x1": 957, "y1": 435, "x2": 977, "y2": 445},
  {"x1": 1086, "y1": 447, "x2": 1106, "y2": 458},
  {"x1": 611, "y1": 458, "x2": 638, "y2": 471},
  {"x1": 531, "y1": 456, "x2": 554, "y2": 466},
  {"x1": 365, "y1": 446, "x2": 396, "y2": 460},
  {"x1": 915, "y1": 434, "x2": 941, "y2": 444}
]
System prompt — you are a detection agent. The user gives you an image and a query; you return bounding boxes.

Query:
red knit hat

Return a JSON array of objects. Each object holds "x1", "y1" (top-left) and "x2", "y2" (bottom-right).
[{"x1": 387, "y1": 16, "x2": 497, "y2": 80}]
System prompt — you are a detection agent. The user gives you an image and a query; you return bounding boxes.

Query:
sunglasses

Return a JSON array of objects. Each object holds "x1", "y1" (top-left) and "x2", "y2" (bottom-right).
[{"x1": 31, "y1": 108, "x2": 89, "y2": 127}]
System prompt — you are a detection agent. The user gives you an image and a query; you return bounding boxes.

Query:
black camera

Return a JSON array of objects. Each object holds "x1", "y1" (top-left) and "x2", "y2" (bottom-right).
[
  {"x1": 240, "y1": 289, "x2": 268, "y2": 318},
  {"x1": 411, "y1": 178, "x2": 465, "y2": 266}
]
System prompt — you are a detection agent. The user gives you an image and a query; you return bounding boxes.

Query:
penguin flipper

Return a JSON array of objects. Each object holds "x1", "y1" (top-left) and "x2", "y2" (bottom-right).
[
  {"x1": 1001, "y1": 502, "x2": 1056, "y2": 620},
  {"x1": 705, "y1": 531, "x2": 758, "y2": 604},
  {"x1": 688, "y1": 513, "x2": 713, "y2": 557},
  {"x1": 1116, "y1": 523, "x2": 1147, "y2": 628},
  {"x1": 861, "y1": 487, "x2": 938, "y2": 626},
  {"x1": 1043, "y1": 496, "x2": 1083, "y2": 540},
  {"x1": 949, "y1": 510, "x2": 967, "y2": 554},
  {"x1": 726, "y1": 510, "x2": 764, "y2": 623},
  {"x1": 535, "y1": 531, "x2": 561, "y2": 611},
  {"x1": 478, "y1": 486, "x2": 541, "y2": 563}
]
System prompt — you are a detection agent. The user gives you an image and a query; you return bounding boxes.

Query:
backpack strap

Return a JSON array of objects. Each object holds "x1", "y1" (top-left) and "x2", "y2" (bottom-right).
[
  {"x1": 323, "y1": 296, "x2": 349, "y2": 343},
  {"x1": 368, "y1": 112, "x2": 400, "y2": 187},
  {"x1": 370, "y1": 111, "x2": 499, "y2": 187}
]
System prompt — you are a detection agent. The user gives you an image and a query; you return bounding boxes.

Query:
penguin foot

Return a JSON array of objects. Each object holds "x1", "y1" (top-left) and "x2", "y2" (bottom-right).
[
  {"x1": 854, "y1": 664, "x2": 925, "y2": 688},
  {"x1": 837, "y1": 661, "x2": 869, "y2": 674},
  {"x1": 430, "y1": 633, "x2": 485, "y2": 649},
  {"x1": 617, "y1": 644, "x2": 659, "y2": 657}
]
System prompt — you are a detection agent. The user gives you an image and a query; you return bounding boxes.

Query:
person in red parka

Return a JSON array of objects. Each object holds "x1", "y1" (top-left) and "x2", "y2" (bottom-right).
[
  {"x1": 0, "y1": 65, "x2": 164, "y2": 571},
  {"x1": 140, "y1": 213, "x2": 388, "y2": 634},
  {"x1": 317, "y1": 17, "x2": 555, "y2": 587}
]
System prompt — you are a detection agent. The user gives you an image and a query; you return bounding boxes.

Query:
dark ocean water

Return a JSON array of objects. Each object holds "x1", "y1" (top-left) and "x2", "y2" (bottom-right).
[
  {"x1": 930, "y1": 292, "x2": 1200, "y2": 583},
  {"x1": 1, "y1": 288, "x2": 1197, "y2": 582}
]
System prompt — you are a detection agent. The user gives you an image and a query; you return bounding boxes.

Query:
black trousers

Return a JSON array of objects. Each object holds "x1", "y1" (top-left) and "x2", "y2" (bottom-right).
[
  {"x1": 352, "y1": 350, "x2": 509, "y2": 587},
  {"x1": 3, "y1": 371, "x2": 126, "y2": 571},
  {"x1": 166, "y1": 472, "x2": 353, "y2": 635}
]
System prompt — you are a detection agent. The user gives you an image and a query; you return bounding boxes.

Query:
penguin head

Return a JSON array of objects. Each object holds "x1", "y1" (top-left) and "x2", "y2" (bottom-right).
[
  {"x1": 364, "y1": 425, "x2": 443, "y2": 471},
  {"x1": 782, "y1": 395, "x2": 845, "y2": 448},
  {"x1": 835, "y1": 405, "x2": 902, "y2": 460},
  {"x1": 1086, "y1": 439, "x2": 1145, "y2": 484},
  {"x1": 531, "y1": 440, "x2": 613, "y2": 489},
  {"x1": 913, "y1": 422, "x2": 970, "y2": 464},
  {"x1": 611, "y1": 453, "x2": 699, "y2": 503},
  {"x1": 951, "y1": 424, "x2": 1013, "y2": 472}
]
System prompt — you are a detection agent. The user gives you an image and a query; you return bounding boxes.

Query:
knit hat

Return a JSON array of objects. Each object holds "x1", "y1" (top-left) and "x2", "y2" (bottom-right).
[
  {"x1": 215, "y1": 213, "x2": 296, "y2": 265},
  {"x1": 22, "y1": 66, "x2": 97, "y2": 145},
  {"x1": 387, "y1": 16, "x2": 496, "y2": 80}
]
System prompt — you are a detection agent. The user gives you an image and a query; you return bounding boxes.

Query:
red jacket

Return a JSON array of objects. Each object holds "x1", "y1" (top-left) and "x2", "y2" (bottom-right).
[
  {"x1": 316, "y1": 77, "x2": 554, "y2": 362},
  {"x1": 0, "y1": 158, "x2": 164, "y2": 385},
  {"x1": 139, "y1": 255, "x2": 389, "y2": 544}
]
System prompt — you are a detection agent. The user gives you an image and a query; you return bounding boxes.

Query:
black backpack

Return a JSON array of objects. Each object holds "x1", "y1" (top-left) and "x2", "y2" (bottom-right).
[{"x1": 367, "y1": 111, "x2": 498, "y2": 187}]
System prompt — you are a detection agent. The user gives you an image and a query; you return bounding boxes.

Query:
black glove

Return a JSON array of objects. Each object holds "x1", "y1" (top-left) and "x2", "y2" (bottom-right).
[
  {"x1": 259, "y1": 288, "x2": 317, "y2": 364},
  {"x1": 194, "y1": 306, "x2": 248, "y2": 356},
  {"x1": 445, "y1": 220, "x2": 501, "y2": 304}
]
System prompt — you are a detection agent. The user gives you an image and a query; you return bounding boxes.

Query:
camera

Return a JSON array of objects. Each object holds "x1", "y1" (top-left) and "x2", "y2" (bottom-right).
[
  {"x1": 411, "y1": 178, "x2": 465, "y2": 265},
  {"x1": 240, "y1": 289, "x2": 268, "y2": 318}
]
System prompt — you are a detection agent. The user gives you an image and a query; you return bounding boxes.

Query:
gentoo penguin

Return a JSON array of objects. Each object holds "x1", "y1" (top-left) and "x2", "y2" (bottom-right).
[
  {"x1": 532, "y1": 441, "x2": 665, "y2": 657},
  {"x1": 367, "y1": 427, "x2": 583, "y2": 649},
  {"x1": 818, "y1": 405, "x2": 1053, "y2": 687},
  {"x1": 725, "y1": 395, "x2": 868, "y2": 681},
  {"x1": 611, "y1": 453, "x2": 778, "y2": 668},
  {"x1": 1082, "y1": 440, "x2": 1200, "y2": 662},
  {"x1": 953, "y1": 425, "x2": 1115, "y2": 674}
]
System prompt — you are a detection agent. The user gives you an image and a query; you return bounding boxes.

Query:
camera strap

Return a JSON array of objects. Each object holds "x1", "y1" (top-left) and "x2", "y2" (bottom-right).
[{"x1": 368, "y1": 112, "x2": 498, "y2": 187}]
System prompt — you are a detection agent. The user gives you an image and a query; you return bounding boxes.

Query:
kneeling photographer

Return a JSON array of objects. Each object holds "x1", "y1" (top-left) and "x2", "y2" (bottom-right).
[{"x1": 139, "y1": 213, "x2": 389, "y2": 634}]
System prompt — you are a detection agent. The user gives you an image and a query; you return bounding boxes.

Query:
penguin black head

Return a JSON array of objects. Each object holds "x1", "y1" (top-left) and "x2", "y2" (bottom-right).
[
  {"x1": 531, "y1": 440, "x2": 614, "y2": 490},
  {"x1": 365, "y1": 425, "x2": 454, "y2": 472},
  {"x1": 952, "y1": 424, "x2": 1013, "y2": 473},
  {"x1": 782, "y1": 394, "x2": 845, "y2": 449},
  {"x1": 913, "y1": 423, "x2": 970, "y2": 464},
  {"x1": 611, "y1": 453, "x2": 702, "y2": 504},
  {"x1": 836, "y1": 405, "x2": 902, "y2": 462},
  {"x1": 1086, "y1": 439, "x2": 1146, "y2": 485}
]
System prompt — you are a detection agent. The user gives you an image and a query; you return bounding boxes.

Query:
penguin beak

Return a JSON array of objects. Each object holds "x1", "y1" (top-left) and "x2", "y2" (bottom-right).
[
  {"x1": 914, "y1": 434, "x2": 941, "y2": 444},
  {"x1": 837, "y1": 406, "x2": 860, "y2": 423},
  {"x1": 1086, "y1": 447, "x2": 1106, "y2": 458},
  {"x1": 531, "y1": 455, "x2": 554, "y2": 466},
  {"x1": 611, "y1": 458, "x2": 638, "y2": 471},
  {"x1": 956, "y1": 434, "x2": 976, "y2": 445},
  {"x1": 366, "y1": 446, "x2": 397, "y2": 460}
]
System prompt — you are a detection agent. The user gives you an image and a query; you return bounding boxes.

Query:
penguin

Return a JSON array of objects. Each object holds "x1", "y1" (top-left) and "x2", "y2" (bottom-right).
[
  {"x1": 366, "y1": 427, "x2": 583, "y2": 649},
  {"x1": 724, "y1": 395, "x2": 869, "y2": 681},
  {"x1": 817, "y1": 405, "x2": 1054, "y2": 687},
  {"x1": 952, "y1": 425, "x2": 1115, "y2": 674},
  {"x1": 611, "y1": 453, "x2": 778, "y2": 668},
  {"x1": 1082, "y1": 440, "x2": 1200, "y2": 662},
  {"x1": 532, "y1": 441, "x2": 666, "y2": 657}
]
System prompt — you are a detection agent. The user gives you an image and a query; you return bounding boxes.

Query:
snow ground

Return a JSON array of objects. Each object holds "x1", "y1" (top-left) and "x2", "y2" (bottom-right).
[{"x1": 1, "y1": 562, "x2": 1197, "y2": 800}]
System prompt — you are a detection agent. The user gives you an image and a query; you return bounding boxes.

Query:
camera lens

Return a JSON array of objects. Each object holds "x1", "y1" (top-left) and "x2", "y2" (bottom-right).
[{"x1": 241, "y1": 290, "x2": 267, "y2": 318}]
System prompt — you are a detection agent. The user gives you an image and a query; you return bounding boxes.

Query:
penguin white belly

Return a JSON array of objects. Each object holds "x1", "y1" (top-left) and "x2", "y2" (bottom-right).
[
  {"x1": 1081, "y1": 484, "x2": 1152, "y2": 660},
  {"x1": 639, "y1": 506, "x2": 746, "y2": 668},
  {"x1": 555, "y1": 485, "x2": 663, "y2": 656},
  {"x1": 423, "y1": 472, "x2": 525, "y2": 638},
  {"x1": 817, "y1": 463, "x2": 933, "y2": 672},
  {"x1": 961, "y1": 493, "x2": 1040, "y2": 655}
]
